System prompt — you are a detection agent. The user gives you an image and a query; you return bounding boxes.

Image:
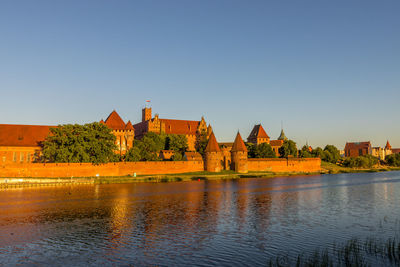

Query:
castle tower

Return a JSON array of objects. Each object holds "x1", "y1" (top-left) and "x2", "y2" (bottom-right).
[
  {"x1": 204, "y1": 132, "x2": 222, "y2": 172},
  {"x1": 231, "y1": 132, "x2": 248, "y2": 173},
  {"x1": 142, "y1": 107, "x2": 152, "y2": 122},
  {"x1": 385, "y1": 140, "x2": 393, "y2": 157}
]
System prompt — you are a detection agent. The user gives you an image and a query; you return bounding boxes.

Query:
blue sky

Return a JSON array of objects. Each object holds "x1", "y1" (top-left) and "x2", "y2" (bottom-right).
[{"x1": 1, "y1": 1, "x2": 399, "y2": 149}]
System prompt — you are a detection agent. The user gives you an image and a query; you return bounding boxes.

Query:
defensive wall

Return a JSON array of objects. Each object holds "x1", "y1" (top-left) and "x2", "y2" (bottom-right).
[
  {"x1": 247, "y1": 158, "x2": 321, "y2": 173},
  {"x1": 0, "y1": 158, "x2": 321, "y2": 178}
]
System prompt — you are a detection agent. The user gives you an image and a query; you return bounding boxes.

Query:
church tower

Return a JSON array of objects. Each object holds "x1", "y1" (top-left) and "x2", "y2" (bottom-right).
[
  {"x1": 204, "y1": 132, "x2": 222, "y2": 172},
  {"x1": 231, "y1": 132, "x2": 248, "y2": 173},
  {"x1": 142, "y1": 107, "x2": 152, "y2": 122}
]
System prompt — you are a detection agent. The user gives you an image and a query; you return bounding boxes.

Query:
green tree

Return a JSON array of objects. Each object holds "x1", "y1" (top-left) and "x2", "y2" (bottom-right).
[
  {"x1": 124, "y1": 146, "x2": 141, "y2": 162},
  {"x1": 299, "y1": 145, "x2": 313, "y2": 158},
  {"x1": 195, "y1": 130, "x2": 209, "y2": 156},
  {"x1": 255, "y1": 143, "x2": 276, "y2": 158},
  {"x1": 133, "y1": 132, "x2": 165, "y2": 161},
  {"x1": 386, "y1": 154, "x2": 400, "y2": 167},
  {"x1": 165, "y1": 134, "x2": 188, "y2": 161},
  {"x1": 42, "y1": 122, "x2": 118, "y2": 164},
  {"x1": 312, "y1": 147, "x2": 324, "y2": 158},
  {"x1": 245, "y1": 142, "x2": 256, "y2": 158},
  {"x1": 323, "y1": 145, "x2": 340, "y2": 163},
  {"x1": 279, "y1": 140, "x2": 298, "y2": 158}
]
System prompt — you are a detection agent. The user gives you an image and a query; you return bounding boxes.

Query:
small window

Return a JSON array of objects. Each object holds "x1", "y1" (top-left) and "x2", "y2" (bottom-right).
[
  {"x1": 20, "y1": 153, "x2": 24, "y2": 162},
  {"x1": 27, "y1": 153, "x2": 31, "y2": 162},
  {"x1": 13, "y1": 152, "x2": 17, "y2": 162},
  {"x1": 2, "y1": 156, "x2": 5, "y2": 163}
]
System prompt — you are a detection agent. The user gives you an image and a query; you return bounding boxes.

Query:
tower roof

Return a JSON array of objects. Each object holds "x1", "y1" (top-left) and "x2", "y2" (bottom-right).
[
  {"x1": 231, "y1": 132, "x2": 247, "y2": 152},
  {"x1": 104, "y1": 110, "x2": 126, "y2": 130},
  {"x1": 248, "y1": 124, "x2": 269, "y2": 140},
  {"x1": 125, "y1": 120, "x2": 134, "y2": 130},
  {"x1": 205, "y1": 132, "x2": 221, "y2": 152},
  {"x1": 278, "y1": 129, "x2": 287, "y2": 141},
  {"x1": 385, "y1": 140, "x2": 392, "y2": 150}
]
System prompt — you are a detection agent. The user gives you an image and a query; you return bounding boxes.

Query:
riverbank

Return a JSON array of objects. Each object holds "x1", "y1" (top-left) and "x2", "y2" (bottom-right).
[
  {"x1": 0, "y1": 170, "x2": 321, "y2": 188},
  {"x1": 321, "y1": 161, "x2": 400, "y2": 174},
  {"x1": 1, "y1": 163, "x2": 400, "y2": 188}
]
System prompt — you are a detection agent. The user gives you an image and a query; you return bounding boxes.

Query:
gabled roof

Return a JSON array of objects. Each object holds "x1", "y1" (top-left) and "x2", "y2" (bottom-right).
[
  {"x1": 344, "y1": 141, "x2": 371, "y2": 150},
  {"x1": 104, "y1": 110, "x2": 126, "y2": 130},
  {"x1": 184, "y1": 151, "x2": 203, "y2": 161},
  {"x1": 231, "y1": 132, "x2": 247, "y2": 152},
  {"x1": 159, "y1": 118, "x2": 200, "y2": 135},
  {"x1": 0, "y1": 124, "x2": 54, "y2": 147},
  {"x1": 125, "y1": 120, "x2": 134, "y2": 130},
  {"x1": 385, "y1": 140, "x2": 392, "y2": 150},
  {"x1": 205, "y1": 132, "x2": 221, "y2": 152},
  {"x1": 248, "y1": 124, "x2": 269, "y2": 140}
]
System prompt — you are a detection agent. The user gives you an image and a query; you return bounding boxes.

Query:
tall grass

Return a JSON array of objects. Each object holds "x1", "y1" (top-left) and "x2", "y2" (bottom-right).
[{"x1": 268, "y1": 237, "x2": 400, "y2": 266}]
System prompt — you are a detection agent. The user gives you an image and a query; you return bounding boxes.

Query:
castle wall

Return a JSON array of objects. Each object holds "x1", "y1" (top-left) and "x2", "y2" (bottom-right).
[
  {"x1": 0, "y1": 161, "x2": 204, "y2": 178},
  {"x1": 247, "y1": 158, "x2": 321, "y2": 173}
]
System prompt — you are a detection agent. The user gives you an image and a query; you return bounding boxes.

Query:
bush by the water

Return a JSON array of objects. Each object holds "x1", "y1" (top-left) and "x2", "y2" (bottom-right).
[
  {"x1": 342, "y1": 155, "x2": 379, "y2": 168},
  {"x1": 386, "y1": 153, "x2": 400, "y2": 167}
]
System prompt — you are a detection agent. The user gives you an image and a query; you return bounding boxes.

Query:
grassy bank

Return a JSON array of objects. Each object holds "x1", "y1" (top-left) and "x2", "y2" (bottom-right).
[
  {"x1": 0, "y1": 170, "x2": 322, "y2": 188},
  {"x1": 321, "y1": 161, "x2": 400, "y2": 174}
]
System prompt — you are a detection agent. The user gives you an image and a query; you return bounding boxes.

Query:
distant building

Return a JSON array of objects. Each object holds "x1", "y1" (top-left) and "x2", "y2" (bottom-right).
[
  {"x1": 100, "y1": 111, "x2": 134, "y2": 155},
  {"x1": 247, "y1": 124, "x2": 270, "y2": 145},
  {"x1": 159, "y1": 150, "x2": 174, "y2": 160},
  {"x1": 0, "y1": 124, "x2": 54, "y2": 163},
  {"x1": 344, "y1": 141, "x2": 372, "y2": 157},
  {"x1": 133, "y1": 107, "x2": 211, "y2": 151},
  {"x1": 184, "y1": 151, "x2": 203, "y2": 161},
  {"x1": 371, "y1": 147, "x2": 385, "y2": 160}
]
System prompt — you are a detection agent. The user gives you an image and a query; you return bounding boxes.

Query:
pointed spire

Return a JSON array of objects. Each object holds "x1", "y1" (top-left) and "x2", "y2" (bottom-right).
[
  {"x1": 125, "y1": 120, "x2": 134, "y2": 130},
  {"x1": 205, "y1": 132, "x2": 221, "y2": 152},
  {"x1": 278, "y1": 129, "x2": 287, "y2": 141},
  {"x1": 231, "y1": 132, "x2": 247, "y2": 152},
  {"x1": 99, "y1": 119, "x2": 105, "y2": 124},
  {"x1": 385, "y1": 140, "x2": 392, "y2": 150}
]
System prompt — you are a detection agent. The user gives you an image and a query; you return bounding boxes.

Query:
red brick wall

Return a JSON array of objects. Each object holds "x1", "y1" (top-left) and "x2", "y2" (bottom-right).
[
  {"x1": 0, "y1": 161, "x2": 204, "y2": 178},
  {"x1": 247, "y1": 158, "x2": 321, "y2": 173}
]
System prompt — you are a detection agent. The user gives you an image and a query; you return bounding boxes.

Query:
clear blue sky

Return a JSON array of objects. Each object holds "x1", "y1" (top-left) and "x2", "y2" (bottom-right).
[{"x1": 1, "y1": 0, "x2": 399, "y2": 149}]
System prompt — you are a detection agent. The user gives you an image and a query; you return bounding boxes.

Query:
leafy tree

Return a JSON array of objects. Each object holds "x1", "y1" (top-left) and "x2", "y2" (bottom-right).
[
  {"x1": 133, "y1": 132, "x2": 165, "y2": 161},
  {"x1": 323, "y1": 145, "x2": 340, "y2": 163},
  {"x1": 245, "y1": 142, "x2": 256, "y2": 158},
  {"x1": 165, "y1": 134, "x2": 188, "y2": 161},
  {"x1": 171, "y1": 152, "x2": 183, "y2": 161},
  {"x1": 342, "y1": 155, "x2": 379, "y2": 168},
  {"x1": 385, "y1": 154, "x2": 400, "y2": 167},
  {"x1": 312, "y1": 147, "x2": 324, "y2": 158},
  {"x1": 279, "y1": 140, "x2": 298, "y2": 158},
  {"x1": 124, "y1": 146, "x2": 141, "y2": 162},
  {"x1": 196, "y1": 130, "x2": 209, "y2": 156},
  {"x1": 42, "y1": 122, "x2": 118, "y2": 164},
  {"x1": 299, "y1": 145, "x2": 313, "y2": 158},
  {"x1": 255, "y1": 143, "x2": 276, "y2": 158}
]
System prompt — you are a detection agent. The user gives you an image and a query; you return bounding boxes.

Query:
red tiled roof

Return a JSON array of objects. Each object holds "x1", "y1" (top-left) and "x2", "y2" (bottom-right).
[
  {"x1": 205, "y1": 132, "x2": 221, "y2": 152},
  {"x1": 125, "y1": 120, "x2": 134, "y2": 130},
  {"x1": 160, "y1": 119, "x2": 199, "y2": 135},
  {"x1": 344, "y1": 141, "x2": 371, "y2": 150},
  {"x1": 248, "y1": 124, "x2": 269, "y2": 140},
  {"x1": 0, "y1": 124, "x2": 54, "y2": 147},
  {"x1": 104, "y1": 110, "x2": 126, "y2": 130},
  {"x1": 270, "y1": 140, "x2": 284, "y2": 147},
  {"x1": 231, "y1": 132, "x2": 247, "y2": 152}
]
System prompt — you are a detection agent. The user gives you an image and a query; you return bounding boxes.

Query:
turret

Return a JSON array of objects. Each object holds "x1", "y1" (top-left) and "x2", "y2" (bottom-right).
[
  {"x1": 142, "y1": 107, "x2": 152, "y2": 122},
  {"x1": 278, "y1": 129, "x2": 288, "y2": 141},
  {"x1": 231, "y1": 132, "x2": 248, "y2": 173},
  {"x1": 204, "y1": 132, "x2": 222, "y2": 172}
]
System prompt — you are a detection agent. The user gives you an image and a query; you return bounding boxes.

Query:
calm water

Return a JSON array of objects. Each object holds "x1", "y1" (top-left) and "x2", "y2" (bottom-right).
[{"x1": 1, "y1": 172, "x2": 400, "y2": 266}]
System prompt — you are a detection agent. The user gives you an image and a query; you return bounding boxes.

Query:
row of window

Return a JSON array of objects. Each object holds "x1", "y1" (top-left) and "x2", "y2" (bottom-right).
[{"x1": 2, "y1": 152, "x2": 33, "y2": 163}]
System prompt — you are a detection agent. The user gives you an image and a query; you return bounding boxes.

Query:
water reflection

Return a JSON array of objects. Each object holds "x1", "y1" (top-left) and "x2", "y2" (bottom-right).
[{"x1": 1, "y1": 172, "x2": 400, "y2": 266}]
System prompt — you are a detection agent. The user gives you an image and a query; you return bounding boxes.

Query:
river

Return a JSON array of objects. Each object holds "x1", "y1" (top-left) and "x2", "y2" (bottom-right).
[{"x1": 1, "y1": 171, "x2": 400, "y2": 266}]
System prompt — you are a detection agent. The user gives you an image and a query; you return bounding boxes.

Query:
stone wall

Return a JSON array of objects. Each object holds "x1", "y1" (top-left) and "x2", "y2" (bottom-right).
[
  {"x1": 0, "y1": 161, "x2": 204, "y2": 178},
  {"x1": 247, "y1": 158, "x2": 321, "y2": 173}
]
